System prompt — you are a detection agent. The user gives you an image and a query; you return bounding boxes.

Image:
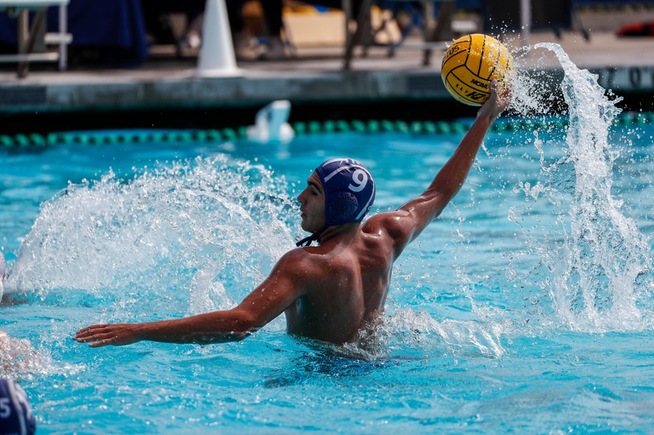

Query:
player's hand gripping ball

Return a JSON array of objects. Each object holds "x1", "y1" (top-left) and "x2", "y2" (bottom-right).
[{"x1": 441, "y1": 34, "x2": 513, "y2": 106}]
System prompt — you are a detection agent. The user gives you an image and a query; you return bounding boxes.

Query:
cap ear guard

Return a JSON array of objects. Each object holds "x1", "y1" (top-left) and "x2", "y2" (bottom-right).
[{"x1": 328, "y1": 192, "x2": 359, "y2": 225}]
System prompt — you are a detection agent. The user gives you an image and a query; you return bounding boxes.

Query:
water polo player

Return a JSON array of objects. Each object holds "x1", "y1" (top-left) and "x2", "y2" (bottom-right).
[{"x1": 75, "y1": 81, "x2": 510, "y2": 348}]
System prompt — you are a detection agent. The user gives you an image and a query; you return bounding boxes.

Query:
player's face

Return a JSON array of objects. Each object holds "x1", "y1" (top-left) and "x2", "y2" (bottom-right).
[{"x1": 297, "y1": 172, "x2": 326, "y2": 233}]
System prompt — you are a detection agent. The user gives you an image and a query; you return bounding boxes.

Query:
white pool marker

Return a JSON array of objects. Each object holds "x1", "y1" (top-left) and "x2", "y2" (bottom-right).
[{"x1": 247, "y1": 100, "x2": 295, "y2": 144}]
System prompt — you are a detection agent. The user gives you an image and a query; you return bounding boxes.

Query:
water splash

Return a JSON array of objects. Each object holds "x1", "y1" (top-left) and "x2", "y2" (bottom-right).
[
  {"x1": 0, "y1": 331, "x2": 47, "y2": 378},
  {"x1": 342, "y1": 306, "x2": 507, "y2": 361},
  {"x1": 509, "y1": 43, "x2": 652, "y2": 332},
  {"x1": 4, "y1": 155, "x2": 297, "y2": 319},
  {"x1": 0, "y1": 330, "x2": 83, "y2": 380}
]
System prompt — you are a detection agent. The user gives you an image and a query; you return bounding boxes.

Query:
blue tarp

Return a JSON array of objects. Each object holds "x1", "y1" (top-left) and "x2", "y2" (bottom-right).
[{"x1": 0, "y1": 0, "x2": 148, "y2": 68}]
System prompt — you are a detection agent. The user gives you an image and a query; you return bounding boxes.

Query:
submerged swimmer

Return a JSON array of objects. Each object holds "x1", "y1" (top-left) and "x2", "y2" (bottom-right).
[{"x1": 74, "y1": 82, "x2": 510, "y2": 348}]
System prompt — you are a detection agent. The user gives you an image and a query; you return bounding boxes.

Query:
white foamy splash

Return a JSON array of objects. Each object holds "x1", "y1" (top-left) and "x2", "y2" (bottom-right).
[
  {"x1": 341, "y1": 306, "x2": 507, "y2": 361},
  {"x1": 0, "y1": 331, "x2": 47, "y2": 378},
  {"x1": 507, "y1": 43, "x2": 652, "y2": 332},
  {"x1": 4, "y1": 155, "x2": 296, "y2": 319},
  {"x1": 0, "y1": 330, "x2": 82, "y2": 380}
]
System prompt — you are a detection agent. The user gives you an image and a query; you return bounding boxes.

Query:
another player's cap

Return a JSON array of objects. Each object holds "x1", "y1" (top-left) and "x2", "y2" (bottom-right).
[{"x1": 0, "y1": 378, "x2": 36, "y2": 435}]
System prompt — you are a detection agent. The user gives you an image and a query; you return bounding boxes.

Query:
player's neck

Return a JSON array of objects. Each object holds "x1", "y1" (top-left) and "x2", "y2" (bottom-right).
[{"x1": 318, "y1": 222, "x2": 360, "y2": 245}]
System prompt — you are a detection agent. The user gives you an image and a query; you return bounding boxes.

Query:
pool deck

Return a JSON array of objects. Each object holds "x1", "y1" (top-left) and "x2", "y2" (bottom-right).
[{"x1": 1, "y1": 30, "x2": 653, "y2": 133}]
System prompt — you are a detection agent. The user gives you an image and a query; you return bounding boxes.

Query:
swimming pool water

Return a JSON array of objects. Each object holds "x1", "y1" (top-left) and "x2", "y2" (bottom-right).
[
  {"x1": 1, "y1": 116, "x2": 653, "y2": 433},
  {"x1": 2, "y1": 41, "x2": 654, "y2": 433}
]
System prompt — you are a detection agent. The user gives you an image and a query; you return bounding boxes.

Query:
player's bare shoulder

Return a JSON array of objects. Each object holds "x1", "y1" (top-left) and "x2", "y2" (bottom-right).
[
  {"x1": 362, "y1": 210, "x2": 412, "y2": 240},
  {"x1": 281, "y1": 245, "x2": 332, "y2": 280}
]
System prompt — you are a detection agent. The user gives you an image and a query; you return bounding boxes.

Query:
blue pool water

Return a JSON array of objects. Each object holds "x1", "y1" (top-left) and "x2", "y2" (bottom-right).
[{"x1": 2, "y1": 45, "x2": 654, "y2": 433}]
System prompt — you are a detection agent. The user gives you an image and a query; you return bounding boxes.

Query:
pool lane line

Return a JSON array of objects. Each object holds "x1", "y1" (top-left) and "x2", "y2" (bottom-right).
[{"x1": 0, "y1": 112, "x2": 652, "y2": 149}]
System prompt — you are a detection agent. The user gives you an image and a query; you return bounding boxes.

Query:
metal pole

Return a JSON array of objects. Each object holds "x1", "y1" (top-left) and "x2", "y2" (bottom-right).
[
  {"x1": 520, "y1": 0, "x2": 531, "y2": 46},
  {"x1": 59, "y1": 3, "x2": 67, "y2": 70}
]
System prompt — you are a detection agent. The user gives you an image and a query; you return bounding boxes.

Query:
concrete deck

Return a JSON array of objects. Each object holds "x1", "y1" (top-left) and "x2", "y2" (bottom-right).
[{"x1": 1, "y1": 30, "x2": 653, "y2": 133}]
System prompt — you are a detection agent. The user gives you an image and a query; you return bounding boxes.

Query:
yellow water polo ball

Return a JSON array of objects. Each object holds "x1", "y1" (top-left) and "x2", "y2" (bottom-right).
[{"x1": 440, "y1": 34, "x2": 513, "y2": 106}]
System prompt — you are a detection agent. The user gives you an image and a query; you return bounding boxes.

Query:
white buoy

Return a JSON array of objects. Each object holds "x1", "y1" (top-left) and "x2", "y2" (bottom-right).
[
  {"x1": 196, "y1": 0, "x2": 241, "y2": 77},
  {"x1": 247, "y1": 100, "x2": 295, "y2": 144}
]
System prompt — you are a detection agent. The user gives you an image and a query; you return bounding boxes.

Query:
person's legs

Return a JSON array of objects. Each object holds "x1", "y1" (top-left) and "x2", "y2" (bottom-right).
[
  {"x1": 180, "y1": 0, "x2": 207, "y2": 49},
  {"x1": 260, "y1": 0, "x2": 283, "y2": 37},
  {"x1": 259, "y1": 0, "x2": 289, "y2": 60},
  {"x1": 227, "y1": 0, "x2": 268, "y2": 60},
  {"x1": 141, "y1": 0, "x2": 178, "y2": 44},
  {"x1": 226, "y1": 0, "x2": 247, "y2": 34}
]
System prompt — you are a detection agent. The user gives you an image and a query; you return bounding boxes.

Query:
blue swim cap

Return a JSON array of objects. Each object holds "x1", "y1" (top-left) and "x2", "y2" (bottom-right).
[
  {"x1": 297, "y1": 158, "x2": 375, "y2": 246},
  {"x1": 0, "y1": 378, "x2": 36, "y2": 435}
]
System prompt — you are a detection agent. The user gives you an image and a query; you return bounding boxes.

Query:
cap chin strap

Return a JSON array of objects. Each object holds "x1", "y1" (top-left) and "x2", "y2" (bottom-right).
[{"x1": 295, "y1": 227, "x2": 326, "y2": 247}]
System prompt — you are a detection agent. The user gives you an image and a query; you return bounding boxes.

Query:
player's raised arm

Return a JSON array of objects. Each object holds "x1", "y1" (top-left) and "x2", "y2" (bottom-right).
[
  {"x1": 370, "y1": 81, "x2": 510, "y2": 257},
  {"x1": 412, "y1": 80, "x2": 509, "y2": 215}
]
